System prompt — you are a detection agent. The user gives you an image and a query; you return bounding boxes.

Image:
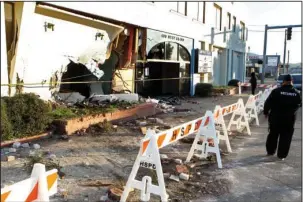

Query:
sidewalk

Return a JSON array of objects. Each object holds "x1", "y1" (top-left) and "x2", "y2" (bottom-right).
[{"x1": 193, "y1": 109, "x2": 302, "y2": 202}]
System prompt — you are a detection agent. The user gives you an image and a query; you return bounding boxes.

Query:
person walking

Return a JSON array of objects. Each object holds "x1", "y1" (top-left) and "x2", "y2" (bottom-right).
[
  {"x1": 263, "y1": 74, "x2": 301, "y2": 160},
  {"x1": 249, "y1": 72, "x2": 257, "y2": 95}
]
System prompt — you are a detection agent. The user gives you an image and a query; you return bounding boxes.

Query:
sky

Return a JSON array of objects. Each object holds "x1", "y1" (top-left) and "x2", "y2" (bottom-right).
[{"x1": 243, "y1": 2, "x2": 301, "y2": 64}]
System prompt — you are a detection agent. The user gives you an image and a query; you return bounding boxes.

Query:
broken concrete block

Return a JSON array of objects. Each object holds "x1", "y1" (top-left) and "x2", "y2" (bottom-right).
[
  {"x1": 112, "y1": 125, "x2": 118, "y2": 129},
  {"x1": 113, "y1": 93, "x2": 139, "y2": 102},
  {"x1": 186, "y1": 162, "x2": 196, "y2": 168},
  {"x1": 169, "y1": 175, "x2": 180, "y2": 182},
  {"x1": 12, "y1": 142, "x2": 21, "y2": 149},
  {"x1": 160, "y1": 154, "x2": 169, "y2": 159},
  {"x1": 108, "y1": 188, "x2": 123, "y2": 201},
  {"x1": 163, "y1": 173, "x2": 170, "y2": 179},
  {"x1": 58, "y1": 92, "x2": 86, "y2": 104},
  {"x1": 174, "y1": 159, "x2": 183, "y2": 164},
  {"x1": 179, "y1": 173, "x2": 189, "y2": 181},
  {"x1": 176, "y1": 165, "x2": 189, "y2": 174},
  {"x1": 1, "y1": 155, "x2": 15, "y2": 162},
  {"x1": 136, "y1": 120, "x2": 147, "y2": 126},
  {"x1": 8, "y1": 148, "x2": 17, "y2": 153},
  {"x1": 140, "y1": 127, "x2": 147, "y2": 135},
  {"x1": 33, "y1": 144, "x2": 40, "y2": 150},
  {"x1": 21, "y1": 143, "x2": 30, "y2": 148},
  {"x1": 155, "y1": 118, "x2": 164, "y2": 125}
]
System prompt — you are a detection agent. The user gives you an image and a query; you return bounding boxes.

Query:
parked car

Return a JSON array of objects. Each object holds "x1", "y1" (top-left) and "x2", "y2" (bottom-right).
[{"x1": 277, "y1": 74, "x2": 302, "y2": 91}]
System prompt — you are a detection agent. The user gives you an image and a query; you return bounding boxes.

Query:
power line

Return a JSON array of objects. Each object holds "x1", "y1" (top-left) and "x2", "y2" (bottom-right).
[{"x1": 248, "y1": 29, "x2": 301, "y2": 32}]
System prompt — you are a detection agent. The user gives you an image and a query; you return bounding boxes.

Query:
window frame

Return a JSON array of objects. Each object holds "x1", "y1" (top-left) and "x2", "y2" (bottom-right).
[
  {"x1": 172, "y1": 2, "x2": 187, "y2": 16},
  {"x1": 214, "y1": 3, "x2": 222, "y2": 31},
  {"x1": 240, "y1": 21, "x2": 245, "y2": 40},
  {"x1": 198, "y1": 2, "x2": 206, "y2": 23},
  {"x1": 233, "y1": 16, "x2": 236, "y2": 32},
  {"x1": 227, "y1": 12, "x2": 231, "y2": 30}
]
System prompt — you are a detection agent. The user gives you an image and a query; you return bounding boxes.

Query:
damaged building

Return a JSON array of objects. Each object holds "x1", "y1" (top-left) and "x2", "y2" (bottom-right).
[{"x1": 1, "y1": 2, "x2": 249, "y2": 99}]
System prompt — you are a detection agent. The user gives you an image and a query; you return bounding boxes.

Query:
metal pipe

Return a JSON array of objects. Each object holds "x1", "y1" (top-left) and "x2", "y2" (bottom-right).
[
  {"x1": 283, "y1": 29, "x2": 287, "y2": 74},
  {"x1": 261, "y1": 25, "x2": 268, "y2": 84}
]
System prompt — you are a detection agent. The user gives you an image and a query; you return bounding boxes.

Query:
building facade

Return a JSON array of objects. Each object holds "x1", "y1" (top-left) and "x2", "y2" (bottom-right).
[{"x1": 1, "y1": 2, "x2": 249, "y2": 99}]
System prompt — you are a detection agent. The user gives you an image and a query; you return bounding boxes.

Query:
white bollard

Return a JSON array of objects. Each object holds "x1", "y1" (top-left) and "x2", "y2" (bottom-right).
[
  {"x1": 31, "y1": 163, "x2": 50, "y2": 202},
  {"x1": 238, "y1": 82, "x2": 242, "y2": 95}
]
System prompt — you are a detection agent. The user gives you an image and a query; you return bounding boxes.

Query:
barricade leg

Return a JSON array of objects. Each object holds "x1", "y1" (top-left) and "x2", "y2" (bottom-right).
[
  {"x1": 186, "y1": 111, "x2": 222, "y2": 168},
  {"x1": 120, "y1": 134, "x2": 168, "y2": 202},
  {"x1": 228, "y1": 99, "x2": 251, "y2": 136},
  {"x1": 185, "y1": 130, "x2": 204, "y2": 162},
  {"x1": 31, "y1": 163, "x2": 49, "y2": 202}
]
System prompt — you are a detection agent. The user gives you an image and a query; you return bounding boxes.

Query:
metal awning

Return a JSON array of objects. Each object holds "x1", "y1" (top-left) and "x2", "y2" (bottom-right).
[{"x1": 35, "y1": 3, "x2": 124, "y2": 42}]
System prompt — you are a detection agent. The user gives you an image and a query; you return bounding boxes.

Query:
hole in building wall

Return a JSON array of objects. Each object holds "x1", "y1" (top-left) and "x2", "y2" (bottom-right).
[{"x1": 58, "y1": 50, "x2": 119, "y2": 98}]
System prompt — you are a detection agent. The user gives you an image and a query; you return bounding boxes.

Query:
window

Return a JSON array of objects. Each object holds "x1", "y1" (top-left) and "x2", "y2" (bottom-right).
[
  {"x1": 171, "y1": 2, "x2": 187, "y2": 16},
  {"x1": 197, "y1": 2, "x2": 206, "y2": 23},
  {"x1": 177, "y1": 2, "x2": 187, "y2": 16},
  {"x1": 147, "y1": 42, "x2": 190, "y2": 62},
  {"x1": 214, "y1": 4, "x2": 222, "y2": 31},
  {"x1": 227, "y1": 12, "x2": 231, "y2": 30},
  {"x1": 187, "y1": 2, "x2": 198, "y2": 20},
  {"x1": 200, "y1": 41, "x2": 206, "y2": 50},
  {"x1": 240, "y1": 21, "x2": 245, "y2": 40},
  {"x1": 233, "y1": 16, "x2": 236, "y2": 32}
]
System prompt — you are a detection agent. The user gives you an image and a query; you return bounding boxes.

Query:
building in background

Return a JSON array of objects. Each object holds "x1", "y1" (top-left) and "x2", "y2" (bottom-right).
[
  {"x1": 1, "y1": 2, "x2": 249, "y2": 99},
  {"x1": 246, "y1": 53, "x2": 281, "y2": 79}
]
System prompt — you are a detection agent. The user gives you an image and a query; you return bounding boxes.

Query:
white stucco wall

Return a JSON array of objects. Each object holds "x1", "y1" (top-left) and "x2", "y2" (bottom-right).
[
  {"x1": 10, "y1": 2, "x2": 112, "y2": 100},
  {"x1": 49, "y1": 2, "x2": 248, "y2": 52}
]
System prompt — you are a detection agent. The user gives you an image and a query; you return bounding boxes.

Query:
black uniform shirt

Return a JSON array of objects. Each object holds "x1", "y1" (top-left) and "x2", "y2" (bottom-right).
[{"x1": 264, "y1": 85, "x2": 301, "y2": 124}]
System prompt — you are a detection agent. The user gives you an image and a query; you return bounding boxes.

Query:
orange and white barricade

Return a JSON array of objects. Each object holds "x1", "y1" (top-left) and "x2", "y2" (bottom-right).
[
  {"x1": 244, "y1": 91, "x2": 263, "y2": 126},
  {"x1": 213, "y1": 105, "x2": 232, "y2": 153},
  {"x1": 185, "y1": 111, "x2": 222, "y2": 167},
  {"x1": 1, "y1": 163, "x2": 58, "y2": 202},
  {"x1": 226, "y1": 99, "x2": 251, "y2": 135},
  {"x1": 120, "y1": 111, "x2": 220, "y2": 202}
]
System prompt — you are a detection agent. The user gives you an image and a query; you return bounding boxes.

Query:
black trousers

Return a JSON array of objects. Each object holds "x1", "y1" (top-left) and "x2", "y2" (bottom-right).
[
  {"x1": 266, "y1": 122, "x2": 295, "y2": 158},
  {"x1": 251, "y1": 85, "x2": 256, "y2": 95}
]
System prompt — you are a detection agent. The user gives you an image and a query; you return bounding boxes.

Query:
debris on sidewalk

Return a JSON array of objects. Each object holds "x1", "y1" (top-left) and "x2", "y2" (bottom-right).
[
  {"x1": 169, "y1": 175, "x2": 180, "y2": 182},
  {"x1": 78, "y1": 179, "x2": 114, "y2": 187},
  {"x1": 174, "y1": 159, "x2": 183, "y2": 164},
  {"x1": 179, "y1": 173, "x2": 190, "y2": 181},
  {"x1": 1, "y1": 155, "x2": 15, "y2": 162},
  {"x1": 176, "y1": 165, "x2": 189, "y2": 174},
  {"x1": 108, "y1": 187, "x2": 123, "y2": 201},
  {"x1": 12, "y1": 142, "x2": 21, "y2": 149},
  {"x1": 140, "y1": 127, "x2": 147, "y2": 135}
]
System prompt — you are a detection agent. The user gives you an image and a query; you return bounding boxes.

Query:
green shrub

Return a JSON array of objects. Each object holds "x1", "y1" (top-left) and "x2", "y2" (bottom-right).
[
  {"x1": 3, "y1": 93, "x2": 52, "y2": 139},
  {"x1": 195, "y1": 83, "x2": 213, "y2": 97},
  {"x1": 1, "y1": 99, "x2": 13, "y2": 140},
  {"x1": 48, "y1": 106, "x2": 77, "y2": 120}
]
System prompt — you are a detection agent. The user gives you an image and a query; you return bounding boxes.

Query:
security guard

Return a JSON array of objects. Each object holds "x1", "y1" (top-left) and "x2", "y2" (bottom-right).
[{"x1": 264, "y1": 74, "x2": 301, "y2": 160}]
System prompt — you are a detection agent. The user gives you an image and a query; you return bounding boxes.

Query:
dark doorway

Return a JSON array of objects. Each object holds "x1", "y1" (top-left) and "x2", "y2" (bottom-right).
[
  {"x1": 135, "y1": 41, "x2": 191, "y2": 96},
  {"x1": 137, "y1": 62, "x2": 179, "y2": 96}
]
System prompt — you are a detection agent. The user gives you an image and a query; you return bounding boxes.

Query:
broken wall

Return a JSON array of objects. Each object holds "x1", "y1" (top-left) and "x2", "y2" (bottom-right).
[{"x1": 5, "y1": 2, "x2": 117, "y2": 100}]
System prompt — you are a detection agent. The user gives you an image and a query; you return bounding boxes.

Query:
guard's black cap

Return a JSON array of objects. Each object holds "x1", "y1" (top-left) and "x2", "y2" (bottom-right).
[{"x1": 283, "y1": 74, "x2": 292, "y2": 82}]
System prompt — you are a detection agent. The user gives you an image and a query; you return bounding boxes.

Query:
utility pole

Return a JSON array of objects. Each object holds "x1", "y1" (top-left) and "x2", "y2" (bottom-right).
[
  {"x1": 261, "y1": 24, "x2": 301, "y2": 84},
  {"x1": 283, "y1": 29, "x2": 287, "y2": 74},
  {"x1": 261, "y1": 24, "x2": 268, "y2": 84},
  {"x1": 287, "y1": 50, "x2": 290, "y2": 73}
]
